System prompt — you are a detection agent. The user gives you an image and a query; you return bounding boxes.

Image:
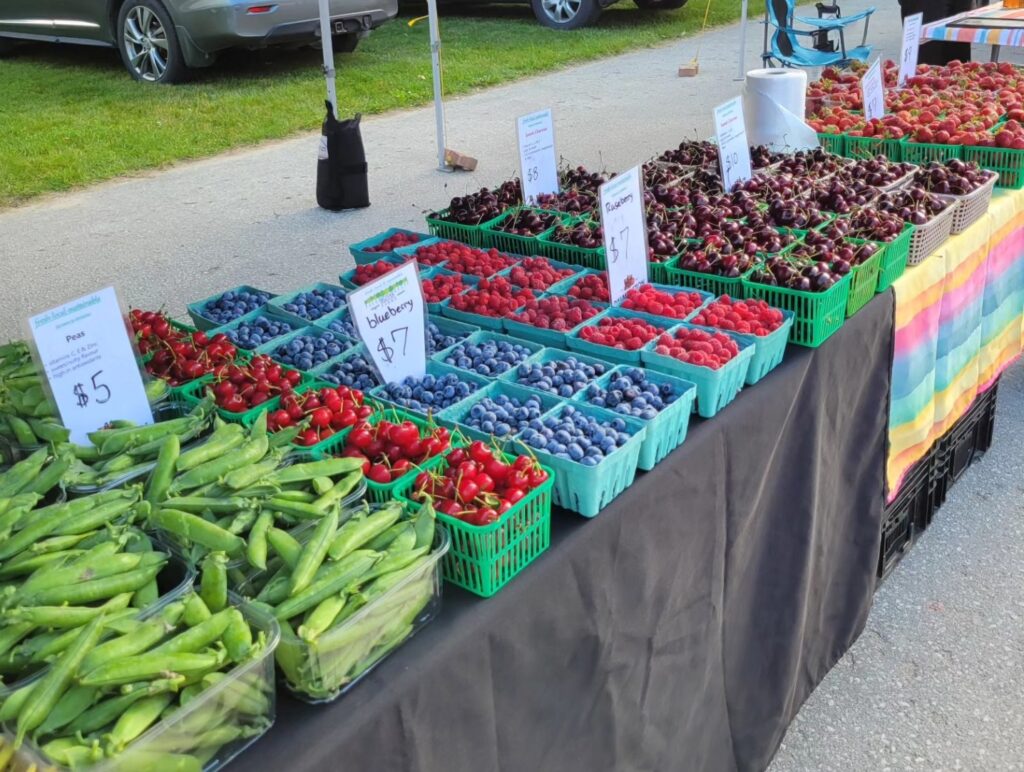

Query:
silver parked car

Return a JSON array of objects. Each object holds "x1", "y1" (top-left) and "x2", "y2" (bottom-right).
[{"x1": 0, "y1": 0, "x2": 398, "y2": 83}]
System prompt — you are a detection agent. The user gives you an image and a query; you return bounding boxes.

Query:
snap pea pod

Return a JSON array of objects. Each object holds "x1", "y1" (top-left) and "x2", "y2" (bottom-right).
[
  {"x1": 149, "y1": 509, "x2": 245, "y2": 557},
  {"x1": 264, "y1": 457, "x2": 363, "y2": 486},
  {"x1": 0, "y1": 550, "x2": 84, "y2": 579},
  {"x1": 34, "y1": 684, "x2": 97, "y2": 738},
  {"x1": 106, "y1": 692, "x2": 175, "y2": 753},
  {"x1": 50, "y1": 496, "x2": 140, "y2": 536},
  {"x1": 18, "y1": 552, "x2": 146, "y2": 596},
  {"x1": 267, "y1": 424, "x2": 301, "y2": 449},
  {"x1": 151, "y1": 609, "x2": 233, "y2": 656},
  {"x1": 0, "y1": 492, "x2": 39, "y2": 518},
  {"x1": 95, "y1": 451, "x2": 137, "y2": 475},
  {"x1": 358, "y1": 546, "x2": 430, "y2": 585},
  {"x1": 161, "y1": 496, "x2": 251, "y2": 514},
  {"x1": 38, "y1": 737, "x2": 104, "y2": 767},
  {"x1": 80, "y1": 602, "x2": 185, "y2": 674},
  {"x1": 313, "y1": 471, "x2": 363, "y2": 511},
  {"x1": 199, "y1": 552, "x2": 228, "y2": 613},
  {"x1": 0, "y1": 679, "x2": 36, "y2": 722},
  {"x1": 246, "y1": 511, "x2": 274, "y2": 571},
  {"x1": 27, "y1": 531, "x2": 95, "y2": 555},
  {"x1": 289, "y1": 506, "x2": 339, "y2": 597},
  {"x1": 182, "y1": 594, "x2": 212, "y2": 626},
  {"x1": 272, "y1": 550, "x2": 380, "y2": 622},
  {"x1": 266, "y1": 527, "x2": 302, "y2": 569},
  {"x1": 274, "y1": 621, "x2": 305, "y2": 686},
  {"x1": 133, "y1": 577, "x2": 160, "y2": 608},
  {"x1": 227, "y1": 508, "x2": 259, "y2": 535},
  {"x1": 310, "y1": 476, "x2": 333, "y2": 495},
  {"x1": 145, "y1": 434, "x2": 179, "y2": 505},
  {"x1": 0, "y1": 622, "x2": 35, "y2": 659},
  {"x1": 6, "y1": 592, "x2": 134, "y2": 628},
  {"x1": 26, "y1": 418, "x2": 70, "y2": 445},
  {"x1": 63, "y1": 679, "x2": 179, "y2": 736},
  {"x1": 268, "y1": 489, "x2": 316, "y2": 503},
  {"x1": 15, "y1": 560, "x2": 163, "y2": 607},
  {"x1": 174, "y1": 423, "x2": 245, "y2": 472},
  {"x1": 80, "y1": 651, "x2": 223, "y2": 687},
  {"x1": 254, "y1": 572, "x2": 291, "y2": 606},
  {"x1": 18, "y1": 452, "x2": 70, "y2": 496},
  {"x1": 28, "y1": 608, "x2": 140, "y2": 663},
  {"x1": 5, "y1": 415, "x2": 36, "y2": 446},
  {"x1": 413, "y1": 503, "x2": 435, "y2": 549},
  {"x1": 201, "y1": 671, "x2": 270, "y2": 716},
  {"x1": 168, "y1": 433, "x2": 269, "y2": 493},
  {"x1": 222, "y1": 609, "x2": 252, "y2": 663},
  {"x1": 298, "y1": 594, "x2": 346, "y2": 642},
  {"x1": 88, "y1": 415, "x2": 196, "y2": 456},
  {"x1": 366, "y1": 522, "x2": 415, "y2": 552},
  {"x1": 220, "y1": 449, "x2": 286, "y2": 491},
  {"x1": 179, "y1": 683, "x2": 204, "y2": 706},
  {"x1": 21, "y1": 487, "x2": 138, "y2": 531},
  {"x1": 128, "y1": 414, "x2": 209, "y2": 459},
  {"x1": 263, "y1": 497, "x2": 325, "y2": 520},
  {"x1": 327, "y1": 504, "x2": 403, "y2": 562},
  {"x1": 124, "y1": 751, "x2": 203, "y2": 772},
  {"x1": 0, "y1": 448, "x2": 49, "y2": 497},
  {"x1": 14, "y1": 613, "x2": 106, "y2": 747}
]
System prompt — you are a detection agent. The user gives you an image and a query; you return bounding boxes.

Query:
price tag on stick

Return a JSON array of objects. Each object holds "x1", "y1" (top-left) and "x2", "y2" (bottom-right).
[
  {"x1": 861, "y1": 59, "x2": 886, "y2": 121},
  {"x1": 898, "y1": 13, "x2": 923, "y2": 89},
  {"x1": 28, "y1": 287, "x2": 153, "y2": 445},
  {"x1": 347, "y1": 260, "x2": 428, "y2": 385},
  {"x1": 713, "y1": 97, "x2": 753, "y2": 192},
  {"x1": 599, "y1": 165, "x2": 649, "y2": 305},
  {"x1": 517, "y1": 108, "x2": 559, "y2": 204}
]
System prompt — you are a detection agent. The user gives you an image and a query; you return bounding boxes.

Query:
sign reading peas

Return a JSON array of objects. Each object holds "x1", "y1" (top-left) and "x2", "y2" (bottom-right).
[
  {"x1": 346, "y1": 260, "x2": 428, "y2": 384},
  {"x1": 29, "y1": 287, "x2": 153, "y2": 445}
]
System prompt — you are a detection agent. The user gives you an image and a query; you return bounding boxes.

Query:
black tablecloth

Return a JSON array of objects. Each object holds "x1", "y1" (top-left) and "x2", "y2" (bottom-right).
[{"x1": 255, "y1": 293, "x2": 894, "y2": 772}]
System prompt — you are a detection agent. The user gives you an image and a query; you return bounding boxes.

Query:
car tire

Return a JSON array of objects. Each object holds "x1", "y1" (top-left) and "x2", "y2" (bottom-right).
[
  {"x1": 531, "y1": 0, "x2": 602, "y2": 29},
  {"x1": 117, "y1": 0, "x2": 188, "y2": 83},
  {"x1": 0, "y1": 38, "x2": 17, "y2": 56},
  {"x1": 334, "y1": 33, "x2": 360, "y2": 54},
  {"x1": 633, "y1": 0, "x2": 688, "y2": 7}
]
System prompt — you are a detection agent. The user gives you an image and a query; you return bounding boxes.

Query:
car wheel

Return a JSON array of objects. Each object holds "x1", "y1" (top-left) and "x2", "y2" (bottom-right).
[
  {"x1": 531, "y1": 0, "x2": 602, "y2": 30},
  {"x1": 0, "y1": 38, "x2": 16, "y2": 56},
  {"x1": 334, "y1": 33, "x2": 360, "y2": 54},
  {"x1": 633, "y1": 0, "x2": 688, "y2": 7},
  {"x1": 117, "y1": 0, "x2": 187, "y2": 83}
]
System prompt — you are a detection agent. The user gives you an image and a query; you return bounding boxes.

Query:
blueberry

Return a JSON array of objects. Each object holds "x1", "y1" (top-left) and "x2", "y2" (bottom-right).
[
  {"x1": 224, "y1": 316, "x2": 294, "y2": 350},
  {"x1": 327, "y1": 310, "x2": 358, "y2": 339},
  {"x1": 282, "y1": 288, "x2": 347, "y2": 321},
  {"x1": 381, "y1": 371, "x2": 479, "y2": 413},
  {"x1": 318, "y1": 352, "x2": 380, "y2": 390},
  {"x1": 201, "y1": 288, "x2": 271, "y2": 325},
  {"x1": 427, "y1": 322, "x2": 470, "y2": 355}
]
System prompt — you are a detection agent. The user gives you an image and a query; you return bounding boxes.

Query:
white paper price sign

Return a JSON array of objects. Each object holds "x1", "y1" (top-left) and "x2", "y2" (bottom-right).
[
  {"x1": 713, "y1": 97, "x2": 753, "y2": 192},
  {"x1": 599, "y1": 165, "x2": 649, "y2": 305},
  {"x1": 28, "y1": 287, "x2": 153, "y2": 445},
  {"x1": 347, "y1": 260, "x2": 428, "y2": 384},
  {"x1": 898, "y1": 13, "x2": 923, "y2": 88},
  {"x1": 861, "y1": 59, "x2": 886, "y2": 121},
  {"x1": 517, "y1": 108, "x2": 559, "y2": 204}
]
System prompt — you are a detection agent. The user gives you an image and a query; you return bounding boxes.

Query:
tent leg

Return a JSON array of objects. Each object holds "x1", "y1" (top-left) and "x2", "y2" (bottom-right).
[
  {"x1": 426, "y1": 0, "x2": 449, "y2": 172},
  {"x1": 318, "y1": 0, "x2": 338, "y2": 118},
  {"x1": 736, "y1": 0, "x2": 748, "y2": 81}
]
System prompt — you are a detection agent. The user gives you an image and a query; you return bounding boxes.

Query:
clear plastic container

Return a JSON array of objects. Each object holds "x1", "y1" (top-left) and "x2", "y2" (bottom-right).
[
  {"x1": 1, "y1": 596, "x2": 279, "y2": 772},
  {"x1": 274, "y1": 528, "x2": 449, "y2": 703},
  {"x1": 0, "y1": 547, "x2": 195, "y2": 699}
]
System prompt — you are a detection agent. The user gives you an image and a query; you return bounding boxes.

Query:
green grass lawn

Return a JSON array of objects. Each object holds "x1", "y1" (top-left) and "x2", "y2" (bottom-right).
[{"x1": 0, "y1": 0, "x2": 746, "y2": 207}]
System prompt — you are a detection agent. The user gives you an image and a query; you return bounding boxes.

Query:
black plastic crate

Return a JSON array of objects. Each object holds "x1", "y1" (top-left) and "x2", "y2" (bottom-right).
[
  {"x1": 934, "y1": 378, "x2": 1001, "y2": 506},
  {"x1": 878, "y1": 450, "x2": 935, "y2": 581}
]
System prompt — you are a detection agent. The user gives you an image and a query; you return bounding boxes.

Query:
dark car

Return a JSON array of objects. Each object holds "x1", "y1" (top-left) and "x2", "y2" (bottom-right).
[
  {"x1": 0, "y1": 0, "x2": 398, "y2": 83},
  {"x1": 529, "y1": 0, "x2": 687, "y2": 30}
]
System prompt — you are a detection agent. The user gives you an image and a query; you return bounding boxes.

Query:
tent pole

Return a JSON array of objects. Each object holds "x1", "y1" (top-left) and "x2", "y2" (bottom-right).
[
  {"x1": 426, "y1": 0, "x2": 449, "y2": 171},
  {"x1": 318, "y1": 0, "x2": 338, "y2": 118},
  {"x1": 736, "y1": 0, "x2": 749, "y2": 81}
]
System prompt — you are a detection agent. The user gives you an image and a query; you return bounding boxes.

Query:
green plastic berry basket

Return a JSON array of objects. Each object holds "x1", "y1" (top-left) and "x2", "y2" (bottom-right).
[
  {"x1": 479, "y1": 207, "x2": 565, "y2": 254},
  {"x1": 426, "y1": 314, "x2": 477, "y2": 354},
  {"x1": 740, "y1": 270, "x2": 851, "y2": 348},
  {"x1": 436, "y1": 380, "x2": 564, "y2": 444},
  {"x1": 566, "y1": 307, "x2": 674, "y2": 366},
  {"x1": 900, "y1": 140, "x2": 962, "y2": 166},
  {"x1": 962, "y1": 144, "x2": 1024, "y2": 189},
  {"x1": 349, "y1": 228, "x2": 434, "y2": 265},
  {"x1": 501, "y1": 298, "x2": 609, "y2": 348},
  {"x1": 664, "y1": 255, "x2": 752, "y2": 298},
  {"x1": 843, "y1": 243, "x2": 882, "y2": 317},
  {"x1": 516, "y1": 402, "x2": 646, "y2": 517},
  {"x1": 310, "y1": 406, "x2": 458, "y2": 504},
  {"x1": 686, "y1": 308, "x2": 794, "y2": 385},
  {"x1": 309, "y1": 343, "x2": 381, "y2": 390},
  {"x1": 535, "y1": 217, "x2": 606, "y2": 268},
  {"x1": 648, "y1": 256, "x2": 676, "y2": 285},
  {"x1": 439, "y1": 288, "x2": 524, "y2": 331},
  {"x1": 239, "y1": 378, "x2": 358, "y2": 455},
  {"x1": 176, "y1": 355, "x2": 310, "y2": 425},
  {"x1": 572, "y1": 365, "x2": 696, "y2": 471},
  {"x1": 543, "y1": 267, "x2": 607, "y2": 300},
  {"x1": 843, "y1": 135, "x2": 905, "y2": 162},
  {"x1": 425, "y1": 208, "x2": 509, "y2": 247},
  {"x1": 631, "y1": 284, "x2": 715, "y2": 322},
  {"x1": 817, "y1": 132, "x2": 846, "y2": 156},
  {"x1": 187, "y1": 285, "x2": 277, "y2": 331},
  {"x1": 431, "y1": 329, "x2": 544, "y2": 378},
  {"x1": 395, "y1": 450, "x2": 554, "y2": 597},
  {"x1": 420, "y1": 266, "x2": 480, "y2": 313},
  {"x1": 640, "y1": 323, "x2": 755, "y2": 418},
  {"x1": 266, "y1": 282, "x2": 349, "y2": 326},
  {"x1": 369, "y1": 361, "x2": 490, "y2": 422},
  {"x1": 392, "y1": 238, "x2": 446, "y2": 271},
  {"x1": 496, "y1": 347, "x2": 616, "y2": 400},
  {"x1": 253, "y1": 324, "x2": 358, "y2": 374},
  {"x1": 874, "y1": 223, "x2": 913, "y2": 292},
  {"x1": 338, "y1": 255, "x2": 405, "y2": 290},
  {"x1": 310, "y1": 305, "x2": 359, "y2": 340}
]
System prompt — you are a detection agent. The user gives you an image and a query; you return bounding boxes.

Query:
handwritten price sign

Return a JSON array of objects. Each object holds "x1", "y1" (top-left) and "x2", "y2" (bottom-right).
[
  {"x1": 599, "y1": 165, "x2": 649, "y2": 305},
  {"x1": 713, "y1": 97, "x2": 753, "y2": 192},
  {"x1": 517, "y1": 108, "x2": 559, "y2": 205},
  {"x1": 898, "y1": 13, "x2": 923, "y2": 88}
]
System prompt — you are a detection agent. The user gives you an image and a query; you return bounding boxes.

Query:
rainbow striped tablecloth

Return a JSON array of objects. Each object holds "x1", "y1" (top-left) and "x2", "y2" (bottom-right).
[
  {"x1": 922, "y1": 4, "x2": 1024, "y2": 47},
  {"x1": 887, "y1": 188, "x2": 1024, "y2": 498}
]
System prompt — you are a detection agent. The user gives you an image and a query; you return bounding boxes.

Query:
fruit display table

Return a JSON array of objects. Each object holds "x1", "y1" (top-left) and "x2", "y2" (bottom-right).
[
  {"x1": 253, "y1": 296, "x2": 894, "y2": 772},
  {"x1": 922, "y1": 4, "x2": 1024, "y2": 63},
  {"x1": 887, "y1": 187, "x2": 1024, "y2": 495}
]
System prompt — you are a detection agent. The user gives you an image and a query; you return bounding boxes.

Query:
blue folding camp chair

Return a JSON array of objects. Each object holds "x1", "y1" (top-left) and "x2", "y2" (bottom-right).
[{"x1": 762, "y1": 0, "x2": 874, "y2": 68}]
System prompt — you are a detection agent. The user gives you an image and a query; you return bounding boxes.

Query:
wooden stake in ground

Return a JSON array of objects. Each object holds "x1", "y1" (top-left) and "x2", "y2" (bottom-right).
[{"x1": 679, "y1": 0, "x2": 714, "y2": 77}]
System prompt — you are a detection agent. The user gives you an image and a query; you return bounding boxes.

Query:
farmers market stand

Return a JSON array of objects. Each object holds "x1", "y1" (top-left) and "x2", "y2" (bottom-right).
[{"x1": 258, "y1": 296, "x2": 893, "y2": 772}]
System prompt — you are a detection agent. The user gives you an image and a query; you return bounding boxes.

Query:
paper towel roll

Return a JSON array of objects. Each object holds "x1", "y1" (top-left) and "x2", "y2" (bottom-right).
[{"x1": 743, "y1": 68, "x2": 819, "y2": 152}]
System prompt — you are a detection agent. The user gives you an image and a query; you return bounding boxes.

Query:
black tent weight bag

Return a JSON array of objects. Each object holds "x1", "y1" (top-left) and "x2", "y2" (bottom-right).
[{"x1": 317, "y1": 102, "x2": 370, "y2": 210}]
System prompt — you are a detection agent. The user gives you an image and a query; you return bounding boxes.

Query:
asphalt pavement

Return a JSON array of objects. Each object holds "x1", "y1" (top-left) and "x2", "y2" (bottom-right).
[{"x1": 1, "y1": 1, "x2": 1023, "y2": 770}]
